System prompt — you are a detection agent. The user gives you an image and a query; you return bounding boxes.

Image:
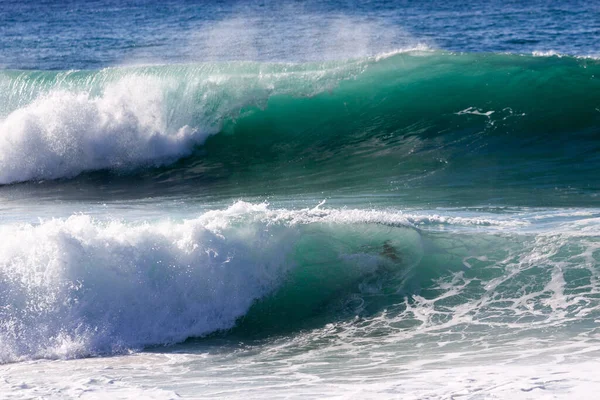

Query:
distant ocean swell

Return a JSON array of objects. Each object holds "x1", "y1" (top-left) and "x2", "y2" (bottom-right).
[{"x1": 0, "y1": 51, "x2": 598, "y2": 187}]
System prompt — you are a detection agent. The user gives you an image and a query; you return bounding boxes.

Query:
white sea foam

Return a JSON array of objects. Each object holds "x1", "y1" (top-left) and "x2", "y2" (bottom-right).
[
  {"x1": 2, "y1": 338, "x2": 600, "y2": 399},
  {"x1": 532, "y1": 50, "x2": 563, "y2": 57},
  {"x1": 372, "y1": 44, "x2": 433, "y2": 60},
  {"x1": 0, "y1": 205, "x2": 302, "y2": 363},
  {"x1": 0, "y1": 75, "x2": 209, "y2": 184},
  {"x1": 533, "y1": 50, "x2": 600, "y2": 59},
  {"x1": 455, "y1": 106, "x2": 495, "y2": 117}
]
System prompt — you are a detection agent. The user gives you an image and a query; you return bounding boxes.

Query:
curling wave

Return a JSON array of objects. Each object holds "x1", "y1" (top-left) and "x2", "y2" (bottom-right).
[
  {"x1": 0, "y1": 201, "x2": 423, "y2": 362},
  {"x1": 1, "y1": 201, "x2": 599, "y2": 362},
  {"x1": 0, "y1": 51, "x2": 598, "y2": 193}
]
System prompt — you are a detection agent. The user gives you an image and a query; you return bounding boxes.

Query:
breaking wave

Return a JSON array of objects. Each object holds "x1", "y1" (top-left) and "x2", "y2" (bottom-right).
[{"x1": 0, "y1": 51, "x2": 598, "y2": 191}]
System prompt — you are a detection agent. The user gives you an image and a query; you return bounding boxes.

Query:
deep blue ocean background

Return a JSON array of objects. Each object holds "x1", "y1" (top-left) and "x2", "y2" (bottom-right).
[{"x1": 2, "y1": 0, "x2": 599, "y2": 70}]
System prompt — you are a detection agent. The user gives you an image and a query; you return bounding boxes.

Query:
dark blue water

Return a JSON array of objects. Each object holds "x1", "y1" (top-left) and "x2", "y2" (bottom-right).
[{"x1": 1, "y1": 0, "x2": 599, "y2": 70}]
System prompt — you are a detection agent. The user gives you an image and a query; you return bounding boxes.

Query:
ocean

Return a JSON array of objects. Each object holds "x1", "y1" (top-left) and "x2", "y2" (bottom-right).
[{"x1": 0, "y1": 0, "x2": 599, "y2": 398}]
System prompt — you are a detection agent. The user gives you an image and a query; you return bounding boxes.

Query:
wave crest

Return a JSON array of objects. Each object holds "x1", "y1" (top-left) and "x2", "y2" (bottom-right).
[{"x1": 0, "y1": 75, "x2": 206, "y2": 183}]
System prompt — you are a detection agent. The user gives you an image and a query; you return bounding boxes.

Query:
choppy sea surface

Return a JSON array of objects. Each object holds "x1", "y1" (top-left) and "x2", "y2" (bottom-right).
[{"x1": 1, "y1": 0, "x2": 599, "y2": 398}]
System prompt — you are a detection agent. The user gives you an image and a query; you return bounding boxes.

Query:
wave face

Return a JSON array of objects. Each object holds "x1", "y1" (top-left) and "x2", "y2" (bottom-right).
[{"x1": 1, "y1": 52, "x2": 599, "y2": 204}]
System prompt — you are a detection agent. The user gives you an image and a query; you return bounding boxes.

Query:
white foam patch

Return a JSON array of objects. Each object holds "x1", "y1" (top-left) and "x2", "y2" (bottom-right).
[
  {"x1": 533, "y1": 50, "x2": 600, "y2": 59},
  {"x1": 455, "y1": 106, "x2": 495, "y2": 117},
  {"x1": 533, "y1": 50, "x2": 563, "y2": 57},
  {"x1": 373, "y1": 44, "x2": 433, "y2": 61},
  {"x1": 0, "y1": 204, "x2": 303, "y2": 363},
  {"x1": 217, "y1": 201, "x2": 531, "y2": 230}
]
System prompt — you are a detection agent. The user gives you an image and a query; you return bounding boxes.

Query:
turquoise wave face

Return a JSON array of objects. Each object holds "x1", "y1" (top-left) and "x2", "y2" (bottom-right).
[
  {"x1": 0, "y1": 52, "x2": 599, "y2": 206},
  {"x1": 195, "y1": 52, "x2": 600, "y2": 206},
  {"x1": 230, "y1": 211, "x2": 600, "y2": 342}
]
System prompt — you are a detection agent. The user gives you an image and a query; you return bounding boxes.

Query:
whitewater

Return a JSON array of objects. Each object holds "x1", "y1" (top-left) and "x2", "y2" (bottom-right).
[{"x1": 1, "y1": 0, "x2": 600, "y2": 399}]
